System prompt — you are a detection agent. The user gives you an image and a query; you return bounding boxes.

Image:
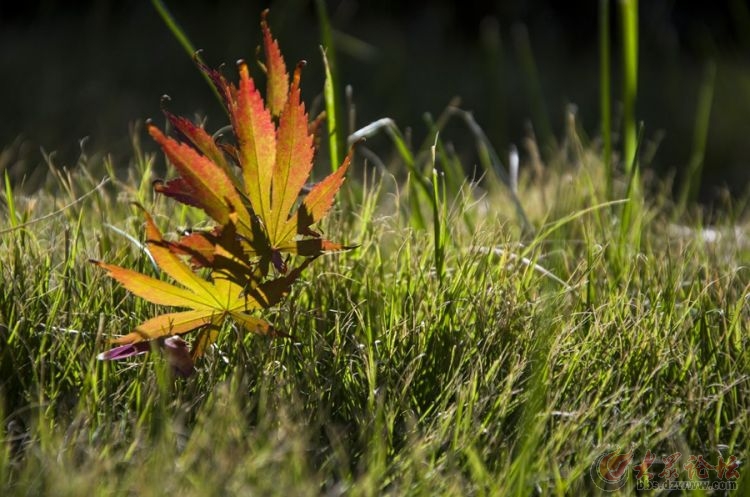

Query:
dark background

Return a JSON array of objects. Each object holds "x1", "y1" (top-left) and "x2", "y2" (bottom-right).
[{"x1": 1, "y1": 0, "x2": 749, "y2": 201}]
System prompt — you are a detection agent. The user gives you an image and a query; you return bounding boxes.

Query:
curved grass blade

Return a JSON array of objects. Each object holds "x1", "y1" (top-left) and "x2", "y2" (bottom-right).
[{"x1": 150, "y1": 0, "x2": 223, "y2": 105}]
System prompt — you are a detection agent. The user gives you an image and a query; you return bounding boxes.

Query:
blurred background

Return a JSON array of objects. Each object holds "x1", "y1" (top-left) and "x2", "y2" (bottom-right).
[{"x1": 1, "y1": 0, "x2": 748, "y2": 202}]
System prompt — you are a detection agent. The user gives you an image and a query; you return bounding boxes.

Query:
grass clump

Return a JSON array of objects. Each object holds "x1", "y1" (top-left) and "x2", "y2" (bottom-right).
[{"x1": 1, "y1": 118, "x2": 748, "y2": 495}]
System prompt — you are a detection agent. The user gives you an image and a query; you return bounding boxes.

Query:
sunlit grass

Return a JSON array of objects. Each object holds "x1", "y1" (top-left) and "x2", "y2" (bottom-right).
[
  {"x1": 3, "y1": 3, "x2": 747, "y2": 493},
  {"x1": 1, "y1": 120, "x2": 748, "y2": 495}
]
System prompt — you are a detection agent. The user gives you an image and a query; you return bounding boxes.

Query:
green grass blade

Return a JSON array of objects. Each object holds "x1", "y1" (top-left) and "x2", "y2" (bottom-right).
[
  {"x1": 599, "y1": 0, "x2": 613, "y2": 198},
  {"x1": 617, "y1": 122, "x2": 645, "y2": 256},
  {"x1": 150, "y1": 0, "x2": 222, "y2": 105},
  {"x1": 349, "y1": 116, "x2": 433, "y2": 229},
  {"x1": 3, "y1": 170, "x2": 18, "y2": 230},
  {"x1": 512, "y1": 23, "x2": 554, "y2": 151},
  {"x1": 349, "y1": 118, "x2": 432, "y2": 198},
  {"x1": 0, "y1": 178, "x2": 109, "y2": 236},
  {"x1": 430, "y1": 143, "x2": 445, "y2": 283},
  {"x1": 320, "y1": 47, "x2": 341, "y2": 172},
  {"x1": 316, "y1": 0, "x2": 344, "y2": 171},
  {"x1": 679, "y1": 60, "x2": 716, "y2": 209},
  {"x1": 619, "y1": 0, "x2": 639, "y2": 176},
  {"x1": 447, "y1": 107, "x2": 533, "y2": 235}
]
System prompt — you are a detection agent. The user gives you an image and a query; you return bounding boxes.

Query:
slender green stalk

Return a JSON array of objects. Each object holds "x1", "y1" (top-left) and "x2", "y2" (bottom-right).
[
  {"x1": 599, "y1": 0, "x2": 613, "y2": 198},
  {"x1": 679, "y1": 60, "x2": 716, "y2": 209},
  {"x1": 615, "y1": 0, "x2": 641, "y2": 264},
  {"x1": 430, "y1": 145, "x2": 445, "y2": 283},
  {"x1": 447, "y1": 108, "x2": 533, "y2": 235},
  {"x1": 351, "y1": 117, "x2": 437, "y2": 229},
  {"x1": 320, "y1": 48, "x2": 341, "y2": 172},
  {"x1": 513, "y1": 24, "x2": 554, "y2": 151},
  {"x1": 3, "y1": 170, "x2": 18, "y2": 230},
  {"x1": 316, "y1": 0, "x2": 344, "y2": 171},
  {"x1": 619, "y1": 0, "x2": 639, "y2": 176},
  {"x1": 150, "y1": 0, "x2": 222, "y2": 105},
  {"x1": 617, "y1": 123, "x2": 644, "y2": 257},
  {"x1": 150, "y1": 0, "x2": 196, "y2": 59},
  {"x1": 480, "y1": 17, "x2": 507, "y2": 147}
]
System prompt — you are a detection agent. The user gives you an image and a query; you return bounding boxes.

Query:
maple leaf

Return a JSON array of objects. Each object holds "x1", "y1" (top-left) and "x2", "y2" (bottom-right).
[
  {"x1": 95, "y1": 10, "x2": 351, "y2": 374},
  {"x1": 261, "y1": 9, "x2": 289, "y2": 117},
  {"x1": 148, "y1": 11, "x2": 353, "y2": 274},
  {"x1": 92, "y1": 209, "x2": 310, "y2": 356}
]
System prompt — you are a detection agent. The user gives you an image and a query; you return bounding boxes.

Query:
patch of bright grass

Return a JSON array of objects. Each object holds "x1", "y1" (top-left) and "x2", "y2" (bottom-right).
[{"x1": 1, "y1": 122, "x2": 749, "y2": 496}]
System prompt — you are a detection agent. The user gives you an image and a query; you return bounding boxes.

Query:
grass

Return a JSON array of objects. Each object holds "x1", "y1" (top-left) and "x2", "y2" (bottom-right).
[
  {"x1": 599, "y1": 0, "x2": 612, "y2": 198},
  {"x1": 1, "y1": 117, "x2": 749, "y2": 495},
  {"x1": 618, "y1": 0, "x2": 639, "y2": 179},
  {"x1": 680, "y1": 60, "x2": 717, "y2": 210}
]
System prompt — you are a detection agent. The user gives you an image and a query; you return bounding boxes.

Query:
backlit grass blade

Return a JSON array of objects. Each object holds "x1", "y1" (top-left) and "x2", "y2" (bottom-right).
[
  {"x1": 3, "y1": 170, "x2": 19, "y2": 230},
  {"x1": 316, "y1": 0, "x2": 345, "y2": 172},
  {"x1": 619, "y1": 0, "x2": 638, "y2": 176},
  {"x1": 679, "y1": 60, "x2": 716, "y2": 209},
  {"x1": 513, "y1": 23, "x2": 554, "y2": 151},
  {"x1": 320, "y1": 47, "x2": 341, "y2": 172},
  {"x1": 149, "y1": 0, "x2": 223, "y2": 105},
  {"x1": 447, "y1": 107, "x2": 533, "y2": 235},
  {"x1": 348, "y1": 117, "x2": 433, "y2": 229},
  {"x1": 599, "y1": 0, "x2": 613, "y2": 198},
  {"x1": 431, "y1": 158, "x2": 445, "y2": 283},
  {"x1": 618, "y1": 123, "x2": 645, "y2": 255}
]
